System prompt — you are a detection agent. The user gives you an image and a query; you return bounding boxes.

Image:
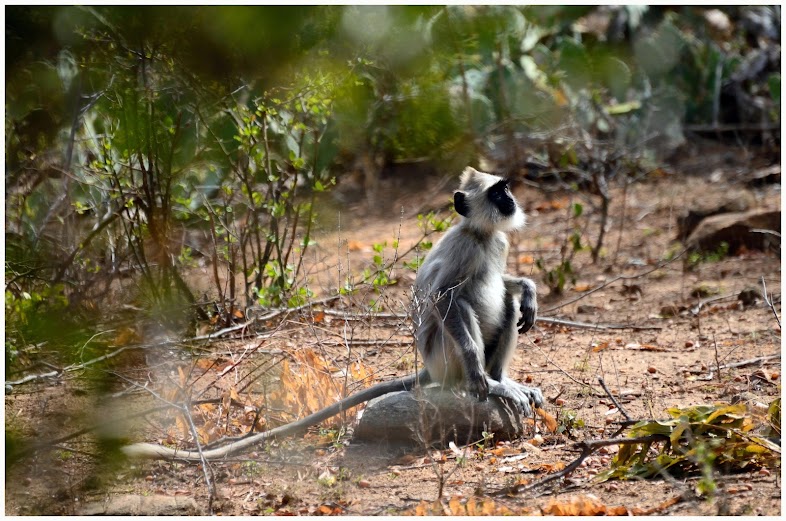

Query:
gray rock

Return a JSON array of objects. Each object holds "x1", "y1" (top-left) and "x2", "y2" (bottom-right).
[
  {"x1": 685, "y1": 209, "x2": 780, "y2": 254},
  {"x1": 77, "y1": 494, "x2": 201, "y2": 516},
  {"x1": 677, "y1": 192, "x2": 756, "y2": 240},
  {"x1": 354, "y1": 387, "x2": 527, "y2": 447}
]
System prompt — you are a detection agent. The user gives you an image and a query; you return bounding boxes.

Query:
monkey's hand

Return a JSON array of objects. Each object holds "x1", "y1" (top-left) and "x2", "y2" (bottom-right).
[
  {"x1": 489, "y1": 378, "x2": 543, "y2": 416},
  {"x1": 465, "y1": 367, "x2": 490, "y2": 402},
  {"x1": 517, "y1": 278, "x2": 538, "y2": 333}
]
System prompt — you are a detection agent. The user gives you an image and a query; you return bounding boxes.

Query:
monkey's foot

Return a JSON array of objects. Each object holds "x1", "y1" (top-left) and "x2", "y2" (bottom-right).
[{"x1": 488, "y1": 378, "x2": 543, "y2": 416}]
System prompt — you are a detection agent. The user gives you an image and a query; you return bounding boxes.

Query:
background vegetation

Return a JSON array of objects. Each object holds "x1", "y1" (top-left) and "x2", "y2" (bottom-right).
[{"x1": 7, "y1": 6, "x2": 779, "y2": 368}]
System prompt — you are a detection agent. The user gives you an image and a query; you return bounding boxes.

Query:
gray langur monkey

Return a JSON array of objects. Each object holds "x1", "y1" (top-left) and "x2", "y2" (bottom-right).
[
  {"x1": 412, "y1": 166, "x2": 543, "y2": 415},
  {"x1": 122, "y1": 167, "x2": 541, "y2": 461}
]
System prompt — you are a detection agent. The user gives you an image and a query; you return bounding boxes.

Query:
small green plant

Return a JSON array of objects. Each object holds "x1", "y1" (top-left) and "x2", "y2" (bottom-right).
[
  {"x1": 403, "y1": 211, "x2": 452, "y2": 272},
  {"x1": 694, "y1": 440, "x2": 718, "y2": 497},
  {"x1": 364, "y1": 241, "x2": 397, "y2": 292},
  {"x1": 255, "y1": 261, "x2": 314, "y2": 308},
  {"x1": 767, "y1": 398, "x2": 781, "y2": 438},
  {"x1": 477, "y1": 431, "x2": 494, "y2": 451},
  {"x1": 242, "y1": 460, "x2": 263, "y2": 478},
  {"x1": 56, "y1": 450, "x2": 74, "y2": 461},
  {"x1": 536, "y1": 202, "x2": 584, "y2": 294},
  {"x1": 557, "y1": 409, "x2": 585, "y2": 438},
  {"x1": 686, "y1": 242, "x2": 730, "y2": 269},
  {"x1": 536, "y1": 258, "x2": 576, "y2": 295},
  {"x1": 597, "y1": 403, "x2": 781, "y2": 487},
  {"x1": 572, "y1": 355, "x2": 591, "y2": 373}
]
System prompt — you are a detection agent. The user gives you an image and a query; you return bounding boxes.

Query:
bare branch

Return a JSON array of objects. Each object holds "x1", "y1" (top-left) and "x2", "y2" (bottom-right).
[
  {"x1": 598, "y1": 377, "x2": 631, "y2": 422},
  {"x1": 761, "y1": 277, "x2": 781, "y2": 328}
]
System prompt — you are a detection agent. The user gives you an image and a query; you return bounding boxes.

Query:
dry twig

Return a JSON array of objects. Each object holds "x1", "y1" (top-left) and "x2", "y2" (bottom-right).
[
  {"x1": 598, "y1": 377, "x2": 631, "y2": 422},
  {"x1": 760, "y1": 277, "x2": 781, "y2": 328},
  {"x1": 494, "y1": 434, "x2": 669, "y2": 496}
]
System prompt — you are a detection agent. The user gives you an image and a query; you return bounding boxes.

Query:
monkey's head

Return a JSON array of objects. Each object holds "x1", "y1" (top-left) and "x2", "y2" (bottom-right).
[{"x1": 454, "y1": 167, "x2": 526, "y2": 232}]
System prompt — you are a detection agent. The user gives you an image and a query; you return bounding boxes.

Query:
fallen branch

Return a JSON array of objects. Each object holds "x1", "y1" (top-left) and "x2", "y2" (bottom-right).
[
  {"x1": 193, "y1": 295, "x2": 344, "y2": 342},
  {"x1": 690, "y1": 293, "x2": 736, "y2": 316},
  {"x1": 5, "y1": 370, "x2": 60, "y2": 387},
  {"x1": 543, "y1": 249, "x2": 686, "y2": 314},
  {"x1": 494, "y1": 434, "x2": 669, "y2": 496},
  {"x1": 685, "y1": 353, "x2": 781, "y2": 376},
  {"x1": 182, "y1": 397, "x2": 216, "y2": 514},
  {"x1": 6, "y1": 330, "x2": 289, "y2": 390},
  {"x1": 538, "y1": 317, "x2": 661, "y2": 331}
]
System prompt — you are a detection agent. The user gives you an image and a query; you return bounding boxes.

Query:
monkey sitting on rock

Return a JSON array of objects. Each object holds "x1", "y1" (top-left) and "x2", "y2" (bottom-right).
[{"x1": 123, "y1": 167, "x2": 542, "y2": 460}]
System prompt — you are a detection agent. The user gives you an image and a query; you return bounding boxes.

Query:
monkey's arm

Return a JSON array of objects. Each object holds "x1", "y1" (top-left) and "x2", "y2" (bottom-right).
[
  {"x1": 503, "y1": 275, "x2": 537, "y2": 333},
  {"x1": 122, "y1": 370, "x2": 427, "y2": 461}
]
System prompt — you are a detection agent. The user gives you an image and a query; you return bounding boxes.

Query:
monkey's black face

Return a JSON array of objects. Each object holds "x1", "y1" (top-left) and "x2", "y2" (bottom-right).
[{"x1": 487, "y1": 179, "x2": 516, "y2": 216}]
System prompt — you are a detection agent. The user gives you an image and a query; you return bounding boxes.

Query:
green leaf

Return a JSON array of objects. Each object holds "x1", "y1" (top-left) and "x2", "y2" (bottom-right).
[{"x1": 768, "y1": 74, "x2": 780, "y2": 105}]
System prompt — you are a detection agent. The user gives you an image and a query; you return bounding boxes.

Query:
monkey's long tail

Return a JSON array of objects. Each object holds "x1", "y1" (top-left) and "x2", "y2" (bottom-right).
[{"x1": 122, "y1": 370, "x2": 428, "y2": 461}]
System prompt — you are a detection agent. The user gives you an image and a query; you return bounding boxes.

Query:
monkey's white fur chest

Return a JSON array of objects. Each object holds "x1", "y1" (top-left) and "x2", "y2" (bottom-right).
[
  {"x1": 470, "y1": 232, "x2": 508, "y2": 339},
  {"x1": 475, "y1": 275, "x2": 505, "y2": 339}
]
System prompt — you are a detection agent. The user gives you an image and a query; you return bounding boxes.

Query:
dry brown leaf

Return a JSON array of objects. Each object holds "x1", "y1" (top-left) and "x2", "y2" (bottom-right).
[
  {"x1": 553, "y1": 89, "x2": 568, "y2": 107},
  {"x1": 490, "y1": 445, "x2": 519, "y2": 457},
  {"x1": 347, "y1": 240, "x2": 364, "y2": 251},
  {"x1": 176, "y1": 366, "x2": 187, "y2": 387},
  {"x1": 536, "y1": 407, "x2": 558, "y2": 433},
  {"x1": 175, "y1": 415, "x2": 190, "y2": 441},
  {"x1": 535, "y1": 198, "x2": 569, "y2": 212},
  {"x1": 113, "y1": 327, "x2": 140, "y2": 346},
  {"x1": 199, "y1": 418, "x2": 217, "y2": 443},
  {"x1": 538, "y1": 461, "x2": 566, "y2": 473},
  {"x1": 316, "y1": 503, "x2": 342, "y2": 515},
  {"x1": 518, "y1": 254, "x2": 535, "y2": 264},
  {"x1": 448, "y1": 497, "x2": 464, "y2": 516},
  {"x1": 194, "y1": 358, "x2": 215, "y2": 370},
  {"x1": 198, "y1": 403, "x2": 216, "y2": 414},
  {"x1": 542, "y1": 495, "x2": 628, "y2": 516},
  {"x1": 395, "y1": 453, "x2": 419, "y2": 465},
  {"x1": 591, "y1": 341, "x2": 610, "y2": 353},
  {"x1": 573, "y1": 283, "x2": 592, "y2": 292}
]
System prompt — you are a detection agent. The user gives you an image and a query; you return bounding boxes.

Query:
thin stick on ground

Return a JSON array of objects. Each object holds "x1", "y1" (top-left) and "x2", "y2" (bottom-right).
[
  {"x1": 538, "y1": 316, "x2": 662, "y2": 331},
  {"x1": 182, "y1": 397, "x2": 216, "y2": 514},
  {"x1": 712, "y1": 334, "x2": 722, "y2": 383},
  {"x1": 543, "y1": 249, "x2": 687, "y2": 314},
  {"x1": 761, "y1": 276, "x2": 781, "y2": 328},
  {"x1": 530, "y1": 340, "x2": 597, "y2": 391},
  {"x1": 598, "y1": 377, "x2": 631, "y2": 422},
  {"x1": 683, "y1": 353, "x2": 781, "y2": 375}
]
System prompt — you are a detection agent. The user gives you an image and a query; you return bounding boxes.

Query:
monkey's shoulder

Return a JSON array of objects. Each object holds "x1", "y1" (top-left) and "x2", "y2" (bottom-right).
[{"x1": 446, "y1": 225, "x2": 509, "y2": 253}]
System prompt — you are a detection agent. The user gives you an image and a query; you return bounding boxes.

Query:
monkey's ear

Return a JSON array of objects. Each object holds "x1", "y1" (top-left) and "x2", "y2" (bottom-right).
[{"x1": 454, "y1": 191, "x2": 470, "y2": 217}]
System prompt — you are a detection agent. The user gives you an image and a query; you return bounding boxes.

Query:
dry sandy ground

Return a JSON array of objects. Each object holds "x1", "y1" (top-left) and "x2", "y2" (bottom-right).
[{"x1": 5, "y1": 151, "x2": 781, "y2": 515}]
